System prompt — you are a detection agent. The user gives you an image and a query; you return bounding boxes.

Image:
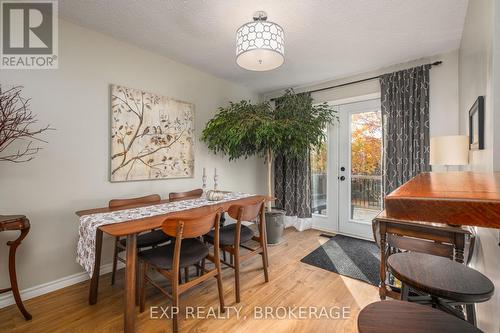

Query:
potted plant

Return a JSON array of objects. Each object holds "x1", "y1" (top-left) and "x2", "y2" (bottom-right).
[{"x1": 202, "y1": 89, "x2": 336, "y2": 244}]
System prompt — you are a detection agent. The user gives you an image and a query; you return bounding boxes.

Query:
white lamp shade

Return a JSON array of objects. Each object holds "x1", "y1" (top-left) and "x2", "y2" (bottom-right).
[
  {"x1": 236, "y1": 19, "x2": 284, "y2": 71},
  {"x1": 430, "y1": 135, "x2": 469, "y2": 166}
]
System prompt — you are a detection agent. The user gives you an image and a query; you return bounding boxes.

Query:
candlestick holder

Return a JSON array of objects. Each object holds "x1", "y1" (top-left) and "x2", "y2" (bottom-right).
[
  {"x1": 214, "y1": 173, "x2": 219, "y2": 191},
  {"x1": 202, "y1": 173, "x2": 207, "y2": 198}
]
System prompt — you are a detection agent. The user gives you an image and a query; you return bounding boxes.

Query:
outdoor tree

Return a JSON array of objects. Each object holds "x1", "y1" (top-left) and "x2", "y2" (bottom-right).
[
  {"x1": 311, "y1": 142, "x2": 327, "y2": 174},
  {"x1": 351, "y1": 111, "x2": 382, "y2": 175},
  {"x1": 0, "y1": 85, "x2": 52, "y2": 163}
]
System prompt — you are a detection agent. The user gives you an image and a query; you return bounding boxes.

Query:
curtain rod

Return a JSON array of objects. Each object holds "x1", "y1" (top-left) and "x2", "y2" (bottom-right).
[{"x1": 270, "y1": 61, "x2": 442, "y2": 101}]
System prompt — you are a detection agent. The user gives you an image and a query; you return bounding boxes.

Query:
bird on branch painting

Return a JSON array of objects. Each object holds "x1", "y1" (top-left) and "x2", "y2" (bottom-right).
[{"x1": 110, "y1": 85, "x2": 194, "y2": 182}]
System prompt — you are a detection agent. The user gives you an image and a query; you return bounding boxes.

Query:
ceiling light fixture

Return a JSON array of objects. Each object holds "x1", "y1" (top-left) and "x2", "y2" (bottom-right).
[{"x1": 236, "y1": 11, "x2": 284, "y2": 71}]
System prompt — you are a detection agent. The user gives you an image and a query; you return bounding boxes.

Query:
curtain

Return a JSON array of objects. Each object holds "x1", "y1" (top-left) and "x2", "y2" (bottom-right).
[
  {"x1": 274, "y1": 152, "x2": 313, "y2": 231},
  {"x1": 273, "y1": 93, "x2": 313, "y2": 231},
  {"x1": 380, "y1": 65, "x2": 431, "y2": 195}
]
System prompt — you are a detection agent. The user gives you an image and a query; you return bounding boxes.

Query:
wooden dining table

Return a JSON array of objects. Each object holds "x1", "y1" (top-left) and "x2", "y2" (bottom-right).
[{"x1": 76, "y1": 194, "x2": 269, "y2": 333}]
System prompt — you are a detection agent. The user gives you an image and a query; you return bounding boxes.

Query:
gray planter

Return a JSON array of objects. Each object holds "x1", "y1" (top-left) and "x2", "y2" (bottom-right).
[{"x1": 265, "y1": 208, "x2": 285, "y2": 245}]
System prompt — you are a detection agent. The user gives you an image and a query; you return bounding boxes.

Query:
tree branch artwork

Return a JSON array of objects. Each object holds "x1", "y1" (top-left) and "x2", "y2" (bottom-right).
[
  {"x1": 110, "y1": 85, "x2": 194, "y2": 182},
  {"x1": 0, "y1": 85, "x2": 53, "y2": 163}
]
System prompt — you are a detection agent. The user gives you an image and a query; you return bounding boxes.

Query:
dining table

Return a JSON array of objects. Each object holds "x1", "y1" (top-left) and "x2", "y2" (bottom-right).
[{"x1": 75, "y1": 193, "x2": 269, "y2": 333}]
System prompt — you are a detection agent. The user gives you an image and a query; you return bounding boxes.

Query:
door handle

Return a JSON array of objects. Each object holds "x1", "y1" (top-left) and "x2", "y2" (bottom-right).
[{"x1": 339, "y1": 176, "x2": 346, "y2": 181}]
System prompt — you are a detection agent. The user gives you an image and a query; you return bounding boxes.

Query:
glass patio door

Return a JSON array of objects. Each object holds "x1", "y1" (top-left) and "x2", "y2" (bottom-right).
[
  {"x1": 311, "y1": 97, "x2": 382, "y2": 239},
  {"x1": 338, "y1": 99, "x2": 382, "y2": 240}
]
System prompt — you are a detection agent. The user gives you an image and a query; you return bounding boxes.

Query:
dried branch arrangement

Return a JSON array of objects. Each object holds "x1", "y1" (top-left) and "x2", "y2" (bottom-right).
[{"x1": 0, "y1": 85, "x2": 53, "y2": 163}]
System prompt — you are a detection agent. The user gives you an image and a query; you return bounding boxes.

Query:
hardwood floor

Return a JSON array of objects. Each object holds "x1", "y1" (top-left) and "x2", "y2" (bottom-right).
[{"x1": 0, "y1": 229, "x2": 379, "y2": 333}]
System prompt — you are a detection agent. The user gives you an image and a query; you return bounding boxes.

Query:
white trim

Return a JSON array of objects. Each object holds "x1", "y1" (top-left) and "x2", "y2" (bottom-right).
[
  {"x1": 0, "y1": 262, "x2": 124, "y2": 309},
  {"x1": 326, "y1": 92, "x2": 381, "y2": 107}
]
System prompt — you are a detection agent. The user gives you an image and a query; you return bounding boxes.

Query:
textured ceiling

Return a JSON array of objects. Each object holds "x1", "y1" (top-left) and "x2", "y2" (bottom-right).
[{"x1": 60, "y1": 0, "x2": 468, "y2": 93}]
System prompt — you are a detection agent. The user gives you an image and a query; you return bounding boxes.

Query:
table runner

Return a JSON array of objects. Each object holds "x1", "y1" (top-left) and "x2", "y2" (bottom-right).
[{"x1": 77, "y1": 192, "x2": 253, "y2": 275}]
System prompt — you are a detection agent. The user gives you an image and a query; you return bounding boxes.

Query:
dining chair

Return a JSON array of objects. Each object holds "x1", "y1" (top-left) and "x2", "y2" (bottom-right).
[
  {"x1": 138, "y1": 209, "x2": 225, "y2": 333},
  {"x1": 169, "y1": 189, "x2": 204, "y2": 280},
  {"x1": 204, "y1": 200, "x2": 269, "y2": 303},
  {"x1": 168, "y1": 188, "x2": 203, "y2": 202},
  {"x1": 110, "y1": 194, "x2": 171, "y2": 285},
  {"x1": 169, "y1": 188, "x2": 234, "y2": 280}
]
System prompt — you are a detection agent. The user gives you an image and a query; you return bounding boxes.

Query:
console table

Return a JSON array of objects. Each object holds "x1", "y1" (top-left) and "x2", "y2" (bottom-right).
[
  {"x1": 0, "y1": 215, "x2": 32, "y2": 320},
  {"x1": 374, "y1": 172, "x2": 500, "y2": 300},
  {"x1": 384, "y1": 172, "x2": 500, "y2": 228}
]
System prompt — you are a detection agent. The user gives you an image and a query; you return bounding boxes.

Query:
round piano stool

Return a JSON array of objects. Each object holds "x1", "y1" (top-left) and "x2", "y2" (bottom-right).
[
  {"x1": 0, "y1": 215, "x2": 32, "y2": 320},
  {"x1": 358, "y1": 301, "x2": 483, "y2": 333},
  {"x1": 387, "y1": 252, "x2": 494, "y2": 326}
]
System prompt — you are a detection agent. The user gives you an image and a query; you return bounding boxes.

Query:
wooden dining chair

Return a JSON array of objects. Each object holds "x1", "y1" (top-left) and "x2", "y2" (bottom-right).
[
  {"x1": 168, "y1": 188, "x2": 203, "y2": 202},
  {"x1": 169, "y1": 189, "x2": 204, "y2": 280},
  {"x1": 138, "y1": 209, "x2": 225, "y2": 333},
  {"x1": 204, "y1": 200, "x2": 269, "y2": 303},
  {"x1": 110, "y1": 194, "x2": 171, "y2": 285}
]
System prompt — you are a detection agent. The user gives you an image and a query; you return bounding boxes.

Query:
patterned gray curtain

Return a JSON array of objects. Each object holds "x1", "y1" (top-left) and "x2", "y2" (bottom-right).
[
  {"x1": 380, "y1": 65, "x2": 431, "y2": 195},
  {"x1": 273, "y1": 93, "x2": 313, "y2": 231},
  {"x1": 274, "y1": 152, "x2": 312, "y2": 230}
]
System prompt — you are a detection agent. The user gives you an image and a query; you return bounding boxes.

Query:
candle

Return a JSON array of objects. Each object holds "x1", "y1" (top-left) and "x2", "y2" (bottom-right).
[
  {"x1": 203, "y1": 167, "x2": 206, "y2": 177},
  {"x1": 214, "y1": 168, "x2": 217, "y2": 176}
]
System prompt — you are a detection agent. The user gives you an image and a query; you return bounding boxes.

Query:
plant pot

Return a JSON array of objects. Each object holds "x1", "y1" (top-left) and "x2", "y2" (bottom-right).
[{"x1": 265, "y1": 208, "x2": 285, "y2": 245}]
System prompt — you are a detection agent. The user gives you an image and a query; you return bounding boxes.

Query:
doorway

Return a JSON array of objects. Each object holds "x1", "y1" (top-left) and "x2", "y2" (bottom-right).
[{"x1": 311, "y1": 97, "x2": 383, "y2": 240}]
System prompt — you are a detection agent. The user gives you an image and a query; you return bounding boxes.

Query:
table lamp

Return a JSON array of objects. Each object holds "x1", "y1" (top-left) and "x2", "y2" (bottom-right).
[{"x1": 430, "y1": 135, "x2": 469, "y2": 171}]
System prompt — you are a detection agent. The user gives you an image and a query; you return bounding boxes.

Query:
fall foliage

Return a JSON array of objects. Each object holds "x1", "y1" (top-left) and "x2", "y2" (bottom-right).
[
  {"x1": 311, "y1": 111, "x2": 382, "y2": 176},
  {"x1": 350, "y1": 111, "x2": 382, "y2": 175}
]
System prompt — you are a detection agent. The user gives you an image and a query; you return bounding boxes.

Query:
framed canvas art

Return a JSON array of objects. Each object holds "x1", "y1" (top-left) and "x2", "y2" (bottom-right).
[
  {"x1": 468, "y1": 96, "x2": 484, "y2": 150},
  {"x1": 110, "y1": 85, "x2": 195, "y2": 182}
]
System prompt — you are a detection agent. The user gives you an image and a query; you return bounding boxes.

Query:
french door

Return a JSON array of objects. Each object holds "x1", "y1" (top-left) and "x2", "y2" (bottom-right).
[{"x1": 312, "y1": 98, "x2": 383, "y2": 240}]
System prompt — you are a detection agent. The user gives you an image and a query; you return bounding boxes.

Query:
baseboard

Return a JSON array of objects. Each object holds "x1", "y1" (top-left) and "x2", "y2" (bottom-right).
[{"x1": 0, "y1": 261, "x2": 124, "y2": 309}]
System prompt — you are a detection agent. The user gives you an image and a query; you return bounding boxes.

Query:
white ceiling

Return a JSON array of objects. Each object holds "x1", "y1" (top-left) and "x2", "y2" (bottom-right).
[{"x1": 60, "y1": 0, "x2": 468, "y2": 94}]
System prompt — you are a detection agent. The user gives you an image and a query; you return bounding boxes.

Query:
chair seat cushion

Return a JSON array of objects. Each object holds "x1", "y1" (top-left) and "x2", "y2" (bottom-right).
[
  {"x1": 120, "y1": 229, "x2": 171, "y2": 248},
  {"x1": 205, "y1": 224, "x2": 255, "y2": 246},
  {"x1": 138, "y1": 238, "x2": 209, "y2": 270}
]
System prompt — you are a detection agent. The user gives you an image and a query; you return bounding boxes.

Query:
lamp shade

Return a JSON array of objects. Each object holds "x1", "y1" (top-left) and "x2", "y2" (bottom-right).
[
  {"x1": 236, "y1": 11, "x2": 284, "y2": 71},
  {"x1": 430, "y1": 135, "x2": 469, "y2": 166}
]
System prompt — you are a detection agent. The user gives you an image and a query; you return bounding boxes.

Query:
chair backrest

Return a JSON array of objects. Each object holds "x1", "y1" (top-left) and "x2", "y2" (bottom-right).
[
  {"x1": 108, "y1": 194, "x2": 161, "y2": 209},
  {"x1": 162, "y1": 209, "x2": 223, "y2": 275},
  {"x1": 227, "y1": 200, "x2": 265, "y2": 222},
  {"x1": 162, "y1": 209, "x2": 222, "y2": 239},
  {"x1": 169, "y1": 189, "x2": 203, "y2": 202}
]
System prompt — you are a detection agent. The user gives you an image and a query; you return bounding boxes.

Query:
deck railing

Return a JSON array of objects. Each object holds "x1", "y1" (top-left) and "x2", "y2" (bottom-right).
[
  {"x1": 351, "y1": 174, "x2": 382, "y2": 210},
  {"x1": 311, "y1": 173, "x2": 382, "y2": 213}
]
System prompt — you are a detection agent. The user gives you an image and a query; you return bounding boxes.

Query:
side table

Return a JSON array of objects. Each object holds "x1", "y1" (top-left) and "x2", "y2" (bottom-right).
[{"x1": 0, "y1": 215, "x2": 32, "y2": 320}]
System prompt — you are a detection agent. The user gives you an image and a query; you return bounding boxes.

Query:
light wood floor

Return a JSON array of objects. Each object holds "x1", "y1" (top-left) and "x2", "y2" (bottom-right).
[{"x1": 0, "y1": 229, "x2": 379, "y2": 333}]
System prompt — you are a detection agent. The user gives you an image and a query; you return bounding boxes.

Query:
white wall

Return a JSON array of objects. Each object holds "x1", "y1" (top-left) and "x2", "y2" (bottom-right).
[
  {"x1": 459, "y1": 0, "x2": 500, "y2": 332},
  {"x1": 0, "y1": 20, "x2": 265, "y2": 296},
  {"x1": 264, "y1": 50, "x2": 460, "y2": 141},
  {"x1": 459, "y1": 0, "x2": 494, "y2": 172}
]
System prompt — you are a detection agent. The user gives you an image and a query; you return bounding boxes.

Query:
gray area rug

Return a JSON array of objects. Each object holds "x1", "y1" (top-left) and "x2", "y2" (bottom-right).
[{"x1": 300, "y1": 234, "x2": 380, "y2": 286}]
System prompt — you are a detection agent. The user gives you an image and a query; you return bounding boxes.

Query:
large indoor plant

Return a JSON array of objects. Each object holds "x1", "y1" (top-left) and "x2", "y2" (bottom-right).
[{"x1": 202, "y1": 89, "x2": 336, "y2": 243}]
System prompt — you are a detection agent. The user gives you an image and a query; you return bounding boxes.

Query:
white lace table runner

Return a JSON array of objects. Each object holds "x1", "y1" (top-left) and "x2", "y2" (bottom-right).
[{"x1": 77, "y1": 192, "x2": 253, "y2": 276}]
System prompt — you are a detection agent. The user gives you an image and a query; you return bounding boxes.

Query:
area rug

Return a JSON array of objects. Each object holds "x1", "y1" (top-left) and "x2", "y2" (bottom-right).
[{"x1": 300, "y1": 234, "x2": 380, "y2": 286}]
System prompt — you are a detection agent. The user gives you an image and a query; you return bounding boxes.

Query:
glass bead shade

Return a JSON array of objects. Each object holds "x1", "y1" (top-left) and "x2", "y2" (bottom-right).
[{"x1": 236, "y1": 20, "x2": 284, "y2": 71}]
